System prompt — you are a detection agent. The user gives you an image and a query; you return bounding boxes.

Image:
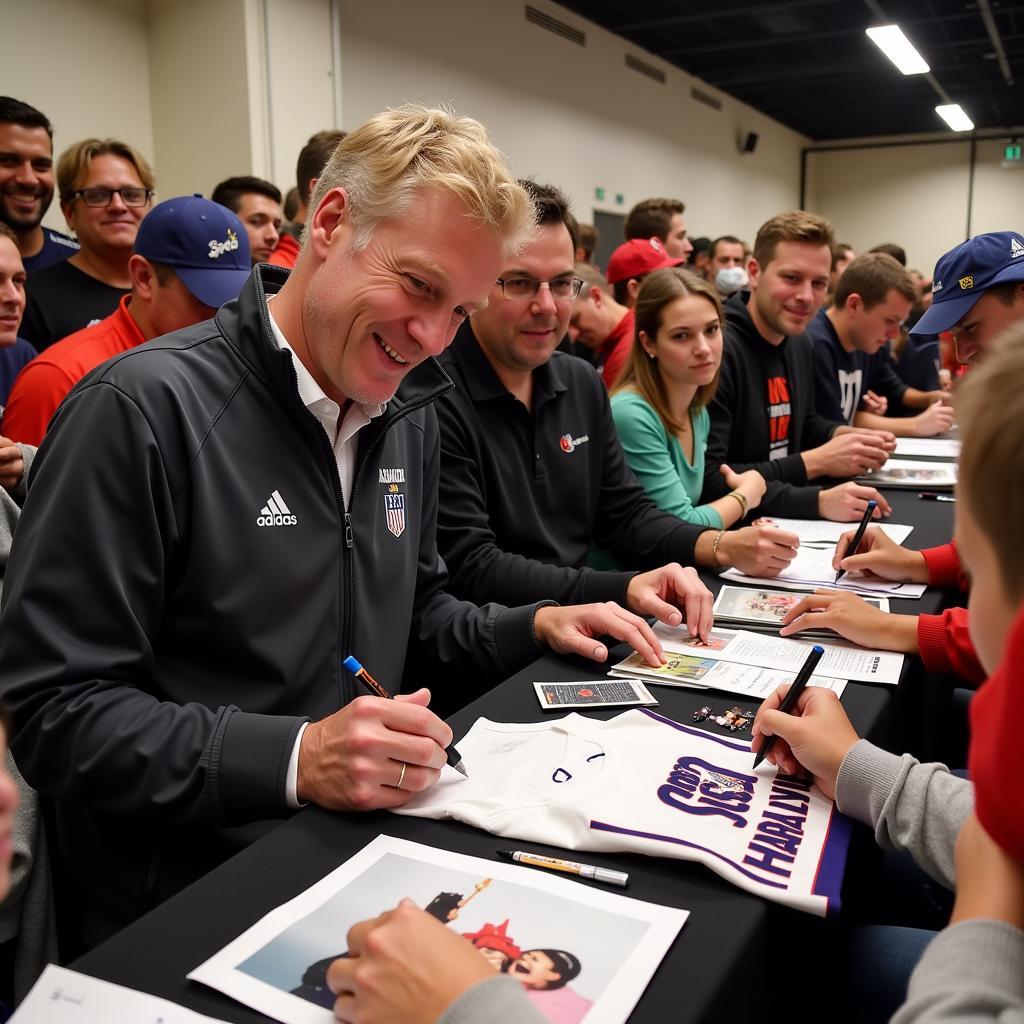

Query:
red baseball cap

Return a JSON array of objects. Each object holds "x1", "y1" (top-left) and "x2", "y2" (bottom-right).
[{"x1": 606, "y1": 236, "x2": 685, "y2": 285}]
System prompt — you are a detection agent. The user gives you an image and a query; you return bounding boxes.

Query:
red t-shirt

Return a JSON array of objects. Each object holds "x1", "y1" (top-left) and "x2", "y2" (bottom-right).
[
  {"x1": 268, "y1": 233, "x2": 300, "y2": 270},
  {"x1": 2, "y1": 296, "x2": 146, "y2": 446},
  {"x1": 598, "y1": 309, "x2": 635, "y2": 390}
]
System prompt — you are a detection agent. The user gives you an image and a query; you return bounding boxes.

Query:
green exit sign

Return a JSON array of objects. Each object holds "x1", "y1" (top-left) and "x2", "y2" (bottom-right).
[
  {"x1": 1005, "y1": 143, "x2": 1021, "y2": 161},
  {"x1": 595, "y1": 187, "x2": 605, "y2": 201}
]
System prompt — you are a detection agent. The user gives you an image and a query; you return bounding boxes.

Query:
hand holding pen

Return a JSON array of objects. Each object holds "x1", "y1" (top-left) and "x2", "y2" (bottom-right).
[
  {"x1": 293, "y1": 663, "x2": 459, "y2": 811},
  {"x1": 751, "y1": 654, "x2": 860, "y2": 800}
]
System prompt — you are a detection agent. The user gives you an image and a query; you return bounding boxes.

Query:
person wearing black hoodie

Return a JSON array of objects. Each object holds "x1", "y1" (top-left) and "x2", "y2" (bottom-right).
[{"x1": 704, "y1": 212, "x2": 893, "y2": 521}]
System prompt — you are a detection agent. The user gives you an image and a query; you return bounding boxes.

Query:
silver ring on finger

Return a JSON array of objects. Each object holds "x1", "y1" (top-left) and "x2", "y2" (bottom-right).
[{"x1": 396, "y1": 761, "x2": 407, "y2": 789}]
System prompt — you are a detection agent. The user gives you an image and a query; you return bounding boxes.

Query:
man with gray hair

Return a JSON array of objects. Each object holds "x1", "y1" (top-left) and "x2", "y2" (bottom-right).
[{"x1": 0, "y1": 106, "x2": 667, "y2": 953}]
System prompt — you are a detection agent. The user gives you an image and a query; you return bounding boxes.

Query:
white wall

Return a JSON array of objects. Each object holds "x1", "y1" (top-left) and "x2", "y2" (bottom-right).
[
  {"x1": 4, "y1": 0, "x2": 155, "y2": 234},
  {"x1": 333, "y1": 0, "x2": 808, "y2": 244},
  {"x1": 805, "y1": 135, "x2": 1024, "y2": 273},
  {"x1": 147, "y1": 0, "x2": 257, "y2": 203},
  {"x1": 805, "y1": 141, "x2": 972, "y2": 273}
]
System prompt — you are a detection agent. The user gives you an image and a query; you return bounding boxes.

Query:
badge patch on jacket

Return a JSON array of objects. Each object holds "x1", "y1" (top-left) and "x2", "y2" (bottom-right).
[{"x1": 384, "y1": 491, "x2": 406, "y2": 538}]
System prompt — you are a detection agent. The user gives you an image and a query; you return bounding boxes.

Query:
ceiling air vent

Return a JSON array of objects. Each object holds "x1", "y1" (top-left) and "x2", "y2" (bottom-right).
[
  {"x1": 690, "y1": 86, "x2": 723, "y2": 112},
  {"x1": 625, "y1": 54, "x2": 666, "y2": 83},
  {"x1": 525, "y1": 6, "x2": 585, "y2": 46}
]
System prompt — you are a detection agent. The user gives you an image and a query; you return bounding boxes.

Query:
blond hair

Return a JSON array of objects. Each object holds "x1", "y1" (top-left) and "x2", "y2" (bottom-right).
[
  {"x1": 614, "y1": 267, "x2": 723, "y2": 432},
  {"x1": 57, "y1": 138, "x2": 155, "y2": 204},
  {"x1": 753, "y1": 211, "x2": 834, "y2": 269},
  {"x1": 305, "y1": 105, "x2": 533, "y2": 255},
  {"x1": 956, "y1": 320, "x2": 1024, "y2": 600}
]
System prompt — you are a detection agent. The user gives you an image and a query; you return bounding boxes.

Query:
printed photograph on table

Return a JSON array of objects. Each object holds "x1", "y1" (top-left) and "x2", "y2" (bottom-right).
[
  {"x1": 663, "y1": 629, "x2": 733, "y2": 651},
  {"x1": 611, "y1": 651, "x2": 717, "y2": 685},
  {"x1": 714, "y1": 586, "x2": 888, "y2": 627},
  {"x1": 189, "y1": 836, "x2": 685, "y2": 1024}
]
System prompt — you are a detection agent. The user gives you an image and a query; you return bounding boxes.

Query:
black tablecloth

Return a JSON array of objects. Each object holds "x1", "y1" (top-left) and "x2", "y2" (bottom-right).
[{"x1": 73, "y1": 487, "x2": 955, "y2": 1023}]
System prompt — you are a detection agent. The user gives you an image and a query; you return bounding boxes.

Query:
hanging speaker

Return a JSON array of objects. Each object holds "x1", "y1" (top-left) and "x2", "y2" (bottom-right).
[{"x1": 740, "y1": 132, "x2": 759, "y2": 154}]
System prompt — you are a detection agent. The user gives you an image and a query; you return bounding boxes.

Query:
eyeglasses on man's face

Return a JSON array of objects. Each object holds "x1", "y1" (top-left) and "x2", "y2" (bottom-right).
[
  {"x1": 496, "y1": 275, "x2": 584, "y2": 300},
  {"x1": 70, "y1": 186, "x2": 153, "y2": 208}
]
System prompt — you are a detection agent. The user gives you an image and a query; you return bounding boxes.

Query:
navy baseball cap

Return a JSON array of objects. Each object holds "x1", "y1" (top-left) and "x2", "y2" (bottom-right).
[
  {"x1": 911, "y1": 230, "x2": 1024, "y2": 336},
  {"x1": 133, "y1": 194, "x2": 251, "y2": 308}
]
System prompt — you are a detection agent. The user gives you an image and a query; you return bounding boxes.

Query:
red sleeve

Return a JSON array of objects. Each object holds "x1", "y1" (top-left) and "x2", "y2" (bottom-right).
[
  {"x1": 921, "y1": 541, "x2": 967, "y2": 591},
  {"x1": 601, "y1": 335, "x2": 630, "y2": 390},
  {"x1": 1, "y1": 360, "x2": 76, "y2": 447},
  {"x1": 917, "y1": 606, "x2": 986, "y2": 685},
  {"x1": 970, "y1": 606, "x2": 1024, "y2": 861}
]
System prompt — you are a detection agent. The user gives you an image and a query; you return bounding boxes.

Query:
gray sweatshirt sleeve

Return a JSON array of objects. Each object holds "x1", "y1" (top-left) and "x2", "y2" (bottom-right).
[
  {"x1": 438, "y1": 976, "x2": 547, "y2": 1024},
  {"x1": 834, "y1": 739, "x2": 974, "y2": 889},
  {"x1": 891, "y1": 920, "x2": 1024, "y2": 1024}
]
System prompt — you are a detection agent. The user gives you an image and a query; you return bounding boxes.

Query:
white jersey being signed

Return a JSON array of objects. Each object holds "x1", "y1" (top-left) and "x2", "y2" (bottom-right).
[{"x1": 395, "y1": 710, "x2": 850, "y2": 916}]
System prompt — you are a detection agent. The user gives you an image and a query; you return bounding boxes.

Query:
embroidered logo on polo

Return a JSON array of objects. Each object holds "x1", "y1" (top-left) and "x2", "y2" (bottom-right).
[
  {"x1": 209, "y1": 228, "x2": 239, "y2": 260},
  {"x1": 380, "y1": 467, "x2": 407, "y2": 538},
  {"x1": 256, "y1": 489, "x2": 297, "y2": 526},
  {"x1": 959, "y1": 275, "x2": 974, "y2": 290},
  {"x1": 559, "y1": 433, "x2": 590, "y2": 453}
]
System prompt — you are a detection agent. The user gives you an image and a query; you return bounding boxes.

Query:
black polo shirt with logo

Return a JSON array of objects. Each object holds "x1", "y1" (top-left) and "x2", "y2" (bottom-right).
[{"x1": 406, "y1": 322, "x2": 707, "y2": 608}]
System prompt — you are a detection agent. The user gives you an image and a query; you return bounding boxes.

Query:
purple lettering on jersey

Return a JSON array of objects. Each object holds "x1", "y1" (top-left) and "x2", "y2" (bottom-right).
[{"x1": 657, "y1": 756, "x2": 757, "y2": 829}]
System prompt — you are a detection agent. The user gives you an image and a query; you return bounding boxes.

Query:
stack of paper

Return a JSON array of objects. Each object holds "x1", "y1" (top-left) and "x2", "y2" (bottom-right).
[
  {"x1": 893, "y1": 436, "x2": 961, "y2": 459},
  {"x1": 712, "y1": 584, "x2": 889, "y2": 639},
  {"x1": 645, "y1": 625, "x2": 904, "y2": 686},
  {"x1": 720, "y1": 545, "x2": 927, "y2": 599}
]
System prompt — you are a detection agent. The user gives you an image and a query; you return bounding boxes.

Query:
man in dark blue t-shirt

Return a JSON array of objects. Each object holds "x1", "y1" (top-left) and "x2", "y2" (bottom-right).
[
  {"x1": 0, "y1": 97, "x2": 78, "y2": 275},
  {"x1": 809, "y1": 252, "x2": 953, "y2": 438}
]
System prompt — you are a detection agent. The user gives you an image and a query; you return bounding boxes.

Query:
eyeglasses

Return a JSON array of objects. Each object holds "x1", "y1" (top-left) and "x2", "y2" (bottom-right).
[
  {"x1": 496, "y1": 275, "x2": 584, "y2": 300},
  {"x1": 70, "y1": 187, "x2": 153, "y2": 208}
]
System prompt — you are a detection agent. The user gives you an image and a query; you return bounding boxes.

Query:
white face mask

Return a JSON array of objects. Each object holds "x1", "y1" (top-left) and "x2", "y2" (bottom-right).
[{"x1": 715, "y1": 266, "x2": 748, "y2": 295}]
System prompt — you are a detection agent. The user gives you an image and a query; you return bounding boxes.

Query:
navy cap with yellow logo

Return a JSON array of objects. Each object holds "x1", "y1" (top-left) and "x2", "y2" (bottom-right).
[{"x1": 912, "y1": 231, "x2": 1024, "y2": 336}]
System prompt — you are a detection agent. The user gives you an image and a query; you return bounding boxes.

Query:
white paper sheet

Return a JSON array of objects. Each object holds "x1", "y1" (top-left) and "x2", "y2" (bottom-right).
[
  {"x1": 893, "y1": 437, "x2": 961, "y2": 459},
  {"x1": 190, "y1": 835, "x2": 687, "y2": 1024},
  {"x1": 759, "y1": 518, "x2": 914, "y2": 546},
  {"x1": 721, "y1": 545, "x2": 927, "y2": 599},
  {"x1": 610, "y1": 653, "x2": 847, "y2": 699},
  {"x1": 11, "y1": 964, "x2": 232, "y2": 1023},
  {"x1": 654, "y1": 626, "x2": 904, "y2": 686}
]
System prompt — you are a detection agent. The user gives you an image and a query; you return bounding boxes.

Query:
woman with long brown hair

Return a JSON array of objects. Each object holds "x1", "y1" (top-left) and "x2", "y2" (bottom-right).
[{"x1": 611, "y1": 267, "x2": 767, "y2": 529}]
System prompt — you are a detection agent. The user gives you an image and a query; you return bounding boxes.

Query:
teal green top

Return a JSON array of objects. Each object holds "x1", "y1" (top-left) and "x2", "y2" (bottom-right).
[{"x1": 610, "y1": 390, "x2": 724, "y2": 529}]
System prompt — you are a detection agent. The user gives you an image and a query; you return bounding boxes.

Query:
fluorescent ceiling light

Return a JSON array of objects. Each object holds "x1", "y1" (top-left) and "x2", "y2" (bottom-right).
[
  {"x1": 936, "y1": 104, "x2": 975, "y2": 132},
  {"x1": 866, "y1": 25, "x2": 930, "y2": 75}
]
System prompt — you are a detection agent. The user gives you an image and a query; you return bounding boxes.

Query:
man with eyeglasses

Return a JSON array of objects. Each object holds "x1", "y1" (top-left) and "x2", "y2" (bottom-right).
[
  {"x1": 0, "y1": 96, "x2": 80, "y2": 274},
  {"x1": 2, "y1": 195, "x2": 250, "y2": 446},
  {"x1": 20, "y1": 138, "x2": 154, "y2": 350},
  {"x1": 413, "y1": 181, "x2": 796, "y2": 636}
]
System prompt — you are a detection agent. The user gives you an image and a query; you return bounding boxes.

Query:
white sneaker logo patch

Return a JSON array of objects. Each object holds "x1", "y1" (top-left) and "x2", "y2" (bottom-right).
[{"x1": 257, "y1": 489, "x2": 297, "y2": 527}]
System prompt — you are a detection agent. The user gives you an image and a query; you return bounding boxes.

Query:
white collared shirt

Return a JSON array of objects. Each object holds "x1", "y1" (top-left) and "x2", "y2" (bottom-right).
[
  {"x1": 266, "y1": 300, "x2": 386, "y2": 508},
  {"x1": 266, "y1": 300, "x2": 386, "y2": 808}
]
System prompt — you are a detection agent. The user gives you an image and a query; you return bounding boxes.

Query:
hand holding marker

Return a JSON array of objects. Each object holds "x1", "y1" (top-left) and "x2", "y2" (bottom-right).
[
  {"x1": 834, "y1": 500, "x2": 877, "y2": 583},
  {"x1": 343, "y1": 655, "x2": 468, "y2": 777},
  {"x1": 752, "y1": 644, "x2": 825, "y2": 770}
]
